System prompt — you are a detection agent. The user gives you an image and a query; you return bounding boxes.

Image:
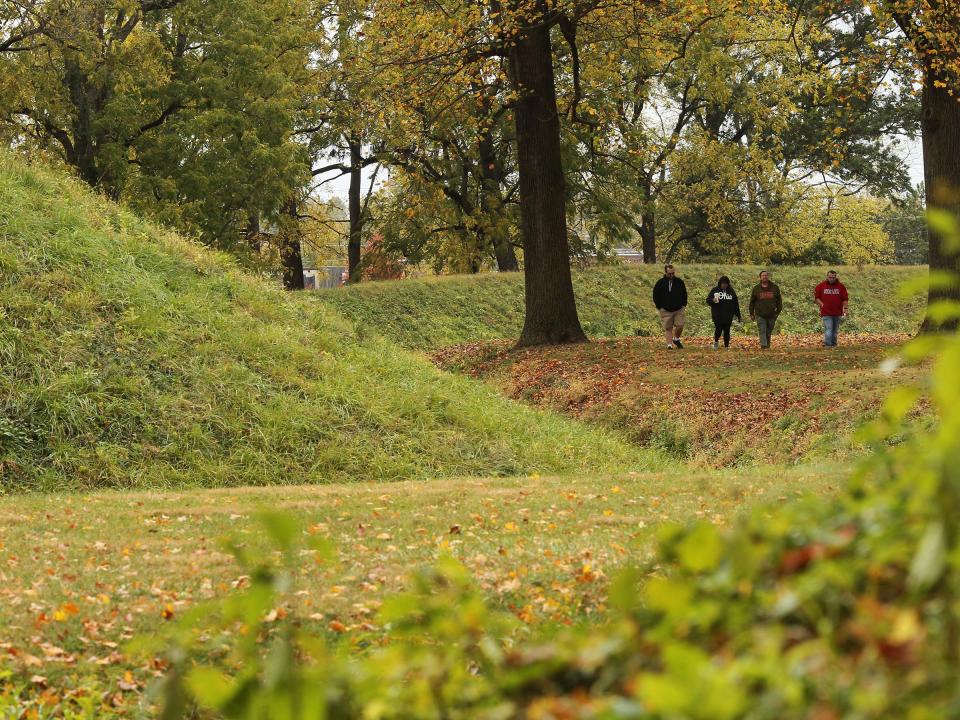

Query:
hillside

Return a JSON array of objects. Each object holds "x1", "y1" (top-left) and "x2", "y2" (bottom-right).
[
  {"x1": 319, "y1": 265, "x2": 927, "y2": 350},
  {"x1": 432, "y1": 333, "x2": 924, "y2": 467},
  {"x1": 0, "y1": 158, "x2": 645, "y2": 492}
]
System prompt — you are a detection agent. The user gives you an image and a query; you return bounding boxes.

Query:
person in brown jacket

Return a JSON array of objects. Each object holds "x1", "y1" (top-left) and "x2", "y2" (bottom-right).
[{"x1": 749, "y1": 270, "x2": 783, "y2": 349}]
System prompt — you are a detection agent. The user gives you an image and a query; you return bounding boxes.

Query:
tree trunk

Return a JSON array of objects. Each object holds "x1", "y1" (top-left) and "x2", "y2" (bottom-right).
[
  {"x1": 347, "y1": 136, "x2": 363, "y2": 282},
  {"x1": 64, "y1": 58, "x2": 101, "y2": 188},
  {"x1": 491, "y1": 230, "x2": 519, "y2": 272},
  {"x1": 245, "y1": 214, "x2": 261, "y2": 253},
  {"x1": 510, "y1": 7, "x2": 587, "y2": 347},
  {"x1": 921, "y1": 76, "x2": 960, "y2": 330},
  {"x1": 478, "y1": 109, "x2": 519, "y2": 272},
  {"x1": 280, "y1": 199, "x2": 305, "y2": 290},
  {"x1": 640, "y1": 210, "x2": 657, "y2": 265}
]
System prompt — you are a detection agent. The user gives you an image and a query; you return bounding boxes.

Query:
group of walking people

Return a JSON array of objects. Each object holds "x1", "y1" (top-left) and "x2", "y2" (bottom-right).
[{"x1": 652, "y1": 265, "x2": 849, "y2": 350}]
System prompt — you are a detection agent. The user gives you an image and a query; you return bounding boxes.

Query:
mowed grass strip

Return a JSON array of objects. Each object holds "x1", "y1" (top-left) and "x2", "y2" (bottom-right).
[
  {"x1": 0, "y1": 468, "x2": 838, "y2": 707},
  {"x1": 319, "y1": 265, "x2": 927, "y2": 351},
  {"x1": 433, "y1": 335, "x2": 925, "y2": 467}
]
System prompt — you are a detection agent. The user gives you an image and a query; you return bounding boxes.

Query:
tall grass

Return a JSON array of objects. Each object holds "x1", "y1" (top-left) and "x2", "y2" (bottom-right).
[
  {"x1": 0, "y1": 157, "x2": 647, "y2": 493},
  {"x1": 320, "y1": 265, "x2": 926, "y2": 350}
]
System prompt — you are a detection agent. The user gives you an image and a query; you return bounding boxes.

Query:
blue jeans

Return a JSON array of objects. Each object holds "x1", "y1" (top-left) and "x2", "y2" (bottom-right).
[{"x1": 823, "y1": 316, "x2": 842, "y2": 346}]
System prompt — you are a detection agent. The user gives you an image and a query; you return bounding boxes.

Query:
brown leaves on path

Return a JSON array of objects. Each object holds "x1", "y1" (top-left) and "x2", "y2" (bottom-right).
[{"x1": 431, "y1": 334, "x2": 917, "y2": 466}]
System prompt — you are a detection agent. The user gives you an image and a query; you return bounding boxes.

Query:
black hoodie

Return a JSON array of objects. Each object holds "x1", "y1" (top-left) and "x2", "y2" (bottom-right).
[
  {"x1": 653, "y1": 276, "x2": 688, "y2": 312},
  {"x1": 705, "y1": 285, "x2": 742, "y2": 325}
]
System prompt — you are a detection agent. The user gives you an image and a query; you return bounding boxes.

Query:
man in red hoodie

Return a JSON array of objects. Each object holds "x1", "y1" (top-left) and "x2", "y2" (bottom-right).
[{"x1": 814, "y1": 270, "x2": 849, "y2": 347}]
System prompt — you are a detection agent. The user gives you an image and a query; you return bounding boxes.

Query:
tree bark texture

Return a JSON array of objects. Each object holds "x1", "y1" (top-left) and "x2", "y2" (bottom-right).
[
  {"x1": 478, "y1": 99, "x2": 519, "y2": 272},
  {"x1": 281, "y1": 199, "x2": 305, "y2": 290},
  {"x1": 347, "y1": 137, "x2": 363, "y2": 282},
  {"x1": 509, "y1": 8, "x2": 587, "y2": 346},
  {"x1": 640, "y1": 209, "x2": 657, "y2": 265},
  {"x1": 921, "y1": 77, "x2": 960, "y2": 329}
]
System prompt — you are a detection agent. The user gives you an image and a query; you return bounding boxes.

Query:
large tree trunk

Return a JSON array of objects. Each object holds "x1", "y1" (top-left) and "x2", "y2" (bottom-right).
[
  {"x1": 280, "y1": 199, "x2": 305, "y2": 290},
  {"x1": 921, "y1": 77, "x2": 960, "y2": 330},
  {"x1": 510, "y1": 7, "x2": 586, "y2": 347},
  {"x1": 347, "y1": 136, "x2": 363, "y2": 282}
]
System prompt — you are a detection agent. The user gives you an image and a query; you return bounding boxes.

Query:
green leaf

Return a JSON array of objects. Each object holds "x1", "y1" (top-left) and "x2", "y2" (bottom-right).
[
  {"x1": 257, "y1": 509, "x2": 300, "y2": 552},
  {"x1": 896, "y1": 270, "x2": 959, "y2": 300},
  {"x1": 909, "y1": 522, "x2": 945, "y2": 589},
  {"x1": 903, "y1": 334, "x2": 946, "y2": 362},
  {"x1": 644, "y1": 577, "x2": 693, "y2": 614},
  {"x1": 927, "y1": 209, "x2": 960, "y2": 252},
  {"x1": 676, "y1": 523, "x2": 724, "y2": 573},
  {"x1": 609, "y1": 567, "x2": 643, "y2": 613},
  {"x1": 264, "y1": 635, "x2": 293, "y2": 691},
  {"x1": 926, "y1": 300, "x2": 960, "y2": 327},
  {"x1": 637, "y1": 673, "x2": 689, "y2": 714},
  {"x1": 882, "y1": 385, "x2": 920, "y2": 424},
  {"x1": 186, "y1": 666, "x2": 238, "y2": 709}
]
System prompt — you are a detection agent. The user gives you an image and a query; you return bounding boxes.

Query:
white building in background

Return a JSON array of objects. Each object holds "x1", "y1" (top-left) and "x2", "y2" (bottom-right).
[{"x1": 303, "y1": 266, "x2": 347, "y2": 290}]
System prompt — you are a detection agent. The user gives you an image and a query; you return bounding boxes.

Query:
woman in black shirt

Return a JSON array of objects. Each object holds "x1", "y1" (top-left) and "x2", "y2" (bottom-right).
[{"x1": 705, "y1": 276, "x2": 742, "y2": 349}]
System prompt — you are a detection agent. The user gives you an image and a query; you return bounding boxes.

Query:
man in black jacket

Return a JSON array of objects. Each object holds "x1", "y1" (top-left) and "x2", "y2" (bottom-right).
[{"x1": 652, "y1": 264, "x2": 688, "y2": 349}]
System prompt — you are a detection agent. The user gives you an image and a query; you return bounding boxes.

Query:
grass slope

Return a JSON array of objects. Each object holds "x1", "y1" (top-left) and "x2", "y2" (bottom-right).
[
  {"x1": 433, "y1": 334, "x2": 925, "y2": 467},
  {"x1": 320, "y1": 264, "x2": 927, "y2": 350},
  {"x1": 0, "y1": 158, "x2": 645, "y2": 492}
]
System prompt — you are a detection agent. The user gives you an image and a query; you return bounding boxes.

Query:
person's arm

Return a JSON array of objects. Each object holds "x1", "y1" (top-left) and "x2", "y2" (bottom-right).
[
  {"x1": 706, "y1": 289, "x2": 715, "y2": 307},
  {"x1": 680, "y1": 280, "x2": 688, "y2": 307},
  {"x1": 652, "y1": 280, "x2": 661, "y2": 310},
  {"x1": 814, "y1": 284, "x2": 824, "y2": 310},
  {"x1": 842, "y1": 285, "x2": 849, "y2": 315},
  {"x1": 748, "y1": 287, "x2": 756, "y2": 318},
  {"x1": 775, "y1": 286, "x2": 783, "y2": 315},
  {"x1": 733, "y1": 291, "x2": 743, "y2": 321}
]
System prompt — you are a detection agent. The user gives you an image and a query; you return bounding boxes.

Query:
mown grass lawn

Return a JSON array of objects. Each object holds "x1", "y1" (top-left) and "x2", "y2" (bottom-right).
[{"x1": 1, "y1": 466, "x2": 840, "y2": 715}]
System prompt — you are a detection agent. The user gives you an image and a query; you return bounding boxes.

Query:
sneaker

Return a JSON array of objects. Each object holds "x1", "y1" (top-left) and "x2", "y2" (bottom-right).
[
  {"x1": 673, "y1": 338, "x2": 684, "y2": 349},
  {"x1": 666, "y1": 344, "x2": 675, "y2": 350},
  {"x1": 712, "y1": 341, "x2": 719, "y2": 350}
]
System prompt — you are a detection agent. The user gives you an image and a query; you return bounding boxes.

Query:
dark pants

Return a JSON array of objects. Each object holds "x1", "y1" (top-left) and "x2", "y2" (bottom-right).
[
  {"x1": 713, "y1": 322, "x2": 731, "y2": 347},
  {"x1": 757, "y1": 315, "x2": 777, "y2": 348}
]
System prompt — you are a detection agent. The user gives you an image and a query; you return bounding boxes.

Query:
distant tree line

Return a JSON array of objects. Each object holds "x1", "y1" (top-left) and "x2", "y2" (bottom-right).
[{"x1": 2, "y1": 0, "x2": 955, "y2": 341}]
